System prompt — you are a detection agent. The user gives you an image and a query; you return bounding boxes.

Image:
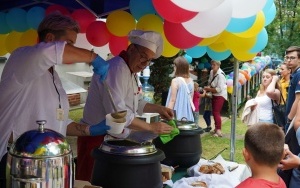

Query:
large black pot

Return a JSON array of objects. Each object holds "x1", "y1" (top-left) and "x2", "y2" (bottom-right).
[
  {"x1": 91, "y1": 140, "x2": 165, "y2": 188},
  {"x1": 153, "y1": 126, "x2": 203, "y2": 168}
]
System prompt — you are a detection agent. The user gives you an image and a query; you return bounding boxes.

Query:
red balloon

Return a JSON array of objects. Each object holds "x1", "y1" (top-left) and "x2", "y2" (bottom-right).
[
  {"x1": 86, "y1": 21, "x2": 111, "y2": 47},
  {"x1": 45, "y1": 5, "x2": 70, "y2": 16},
  {"x1": 71, "y1": 9, "x2": 95, "y2": 33},
  {"x1": 164, "y1": 20, "x2": 203, "y2": 49},
  {"x1": 109, "y1": 35, "x2": 128, "y2": 56},
  {"x1": 152, "y1": 0, "x2": 197, "y2": 23}
]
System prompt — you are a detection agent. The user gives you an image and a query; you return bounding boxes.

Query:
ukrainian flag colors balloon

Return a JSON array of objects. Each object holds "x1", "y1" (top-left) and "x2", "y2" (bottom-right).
[
  {"x1": 263, "y1": 3, "x2": 276, "y2": 26},
  {"x1": 136, "y1": 14, "x2": 163, "y2": 34},
  {"x1": 19, "y1": 29, "x2": 38, "y2": 47},
  {"x1": 231, "y1": 49, "x2": 256, "y2": 61},
  {"x1": 199, "y1": 34, "x2": 220, "y2": 46},
  {"x1": 26, "y1": 6, "x2": 45, "y2": 30},
  {"x1": 224, "y1": 33, "x2": 257, "y2": 52},
  {"x1": 207, "y1": 47, "x2": 231, "y2": 61},
  {"x1": 0, "y1": 12, "x2": 11, "y2": 34},
  {"x1": 6, "y1": 8, "x2": 28, "y2": 32},
  {"x1": 161, "y1": 34, "x2": 180, "y2": 57},
  {"x1": 106, "y1": 10, "x2": 136, "y2": 37},
  {"x1": 0, "y1": 34, "x2": 8, "y2": 55},
  {"x1": 5, "y1": 31, "x2": 22, "y2": 53},
  {"x1": 130, "y1": 0, "x2": 157, "y2": 20},
  {"x1": 208, "y1": 42, "x2": 228, "y2": 52},
  {"x1": 186, "y1": 46, "x2": 207, "y2": 58},
  {"x1": 227, "y1": 86, "x2": 233, "y2": 94},
  {"x1": 233, "y1": 11, "x2": 265, "y2": 38},
  {"x1": 250, "y1": 28, "x2": 268, "y2": 53}
]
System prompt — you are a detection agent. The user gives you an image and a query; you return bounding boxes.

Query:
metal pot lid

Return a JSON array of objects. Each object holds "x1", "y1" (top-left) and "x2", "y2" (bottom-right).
[
  {"x1": 9, "y1": 120, "x2": 72, "y2": 158},
  {"x1": 99, "y1": 139, "x2": 157, "y2": 156},
  {"x1": 176, "y1": 120, "x2": 198, "y2": 130},
  {"x1": 161, "y1": 119, "x2": 198, "y2": 130}
]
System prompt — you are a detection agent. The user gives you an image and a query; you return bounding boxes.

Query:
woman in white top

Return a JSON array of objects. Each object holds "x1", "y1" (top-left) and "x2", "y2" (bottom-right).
[{"x1": 254, "y1": 69, "x2": 281, "y2": 123}]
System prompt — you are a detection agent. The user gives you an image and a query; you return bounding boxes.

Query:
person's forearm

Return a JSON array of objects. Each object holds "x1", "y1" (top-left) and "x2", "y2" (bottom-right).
[
  {"x1": 63, "y1": 44, "x2": 97, "y2": 64},
  {"x1": 66, "y1": 122, "x2": 90, "y2": 136},
  {"x1": 288, "y1": 98, "x2": 300, "y2": 120},
  {"x1": 128, "y1": 118, "x2": 151, "y2": 131}
]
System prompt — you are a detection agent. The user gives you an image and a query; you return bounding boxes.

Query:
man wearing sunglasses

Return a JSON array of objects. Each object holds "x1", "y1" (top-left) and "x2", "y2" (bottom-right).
[{"x1": 76, "y1": 30, "x2": 174, "y2": 181}]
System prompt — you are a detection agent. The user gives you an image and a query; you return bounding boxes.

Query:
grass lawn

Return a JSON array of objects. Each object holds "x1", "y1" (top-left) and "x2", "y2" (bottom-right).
[{"x1": 69, "y1": 108, "x2": 247, "y2": 164}]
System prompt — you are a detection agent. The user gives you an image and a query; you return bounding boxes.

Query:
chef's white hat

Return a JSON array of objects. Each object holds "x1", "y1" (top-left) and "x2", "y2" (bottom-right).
[{"x1": 128, "y1": 30, "x2": 163, "y2": 59}]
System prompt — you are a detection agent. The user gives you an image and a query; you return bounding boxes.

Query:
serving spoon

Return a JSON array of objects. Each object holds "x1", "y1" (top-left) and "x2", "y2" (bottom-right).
[{"x1": 103, "y1": 80, "x2": 127, "y2": 119}]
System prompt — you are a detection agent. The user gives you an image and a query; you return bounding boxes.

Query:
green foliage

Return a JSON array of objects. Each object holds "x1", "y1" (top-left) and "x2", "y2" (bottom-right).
[
  {"x1": 149, "y1": 56, "x2": 174, "y2": 103},
  {"x1": 265, "y1": 0, "x2": 300, "y2": 57}
]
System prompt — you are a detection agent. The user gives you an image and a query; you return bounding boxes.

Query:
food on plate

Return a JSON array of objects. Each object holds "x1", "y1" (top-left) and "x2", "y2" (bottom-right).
[
  {"x1": 199, "y1": 162, "x2": 225, "y2": 174},
  {"x1": 190, "y1": 181, "x2": 207, "y2": 187},
  {"x1": 161, "y1": 165, "x2": 173, "y2": 180}
]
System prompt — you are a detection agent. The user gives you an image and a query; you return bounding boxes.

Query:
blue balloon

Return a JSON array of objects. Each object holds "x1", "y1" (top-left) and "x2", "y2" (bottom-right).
[
  {"x1": 186, "y1": 45, "x2": 207, "y2": 58},
  {"x1": 198, "y1": 63, "x2": 204, "y2": 70},
  {"x1": 129, "y1": 0, "x2": 158, "y2": 20},
  {"x1": 207, "y1": 47, "x2": 231, "y2": 61},
  {"x1": 0, "y1": 12, "x2": 11, "y2": 34},
  {"x1": 264, "y1": 3, "x2": 276, "y2": 26},
  {"x1": 263, "y1": 0, "x2": 274, "y2": 12},
  {"x1": 226, "y1": 16, "x2": 256, "y2": 33},
  {"x1": 6, "y1": 8, "x2": 28, "y2": 32},
  {"x1": 27, "y1": 7, "x2": 45, "y2": 30},
  {"x1": 250, "y1": 28, "x2": 268, "y2": 53},
  {"x1": 184, "y1": 54, "x2": 193, "y2": 64},
  {"x1": 204, "y1": 62, "x2": 211, "y2": 69}
]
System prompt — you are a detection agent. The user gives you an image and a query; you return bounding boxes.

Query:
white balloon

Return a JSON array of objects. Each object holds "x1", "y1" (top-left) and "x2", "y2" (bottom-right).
[
  {"x1": 232, "y1": 0, "x2": 267, "y2": 18},
  {"x1": 182, "y1": 0, "x2": 232, "y2": 38},
  {"x1": 171, "y1": 0, "x2": 225, "y2": 12}
]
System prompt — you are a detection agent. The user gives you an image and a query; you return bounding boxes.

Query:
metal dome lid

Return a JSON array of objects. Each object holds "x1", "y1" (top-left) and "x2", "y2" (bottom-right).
[{"x1": 9, "y1": 120, "x2": 72, "y2": 158}]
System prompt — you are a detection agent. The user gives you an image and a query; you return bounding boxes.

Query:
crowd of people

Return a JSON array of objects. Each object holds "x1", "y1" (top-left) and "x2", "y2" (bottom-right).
[{"x1": 1, "y1": 11, "x2": 300, "y2": 188}]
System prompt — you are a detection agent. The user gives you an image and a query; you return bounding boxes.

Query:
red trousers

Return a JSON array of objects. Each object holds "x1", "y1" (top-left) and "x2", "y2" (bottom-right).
[
  {"x1": 76, "y1": 135, "x2": 104, "y2": 181},
  {"x1": 212, "y1": 96, "x2": 225, "y2": 130}
]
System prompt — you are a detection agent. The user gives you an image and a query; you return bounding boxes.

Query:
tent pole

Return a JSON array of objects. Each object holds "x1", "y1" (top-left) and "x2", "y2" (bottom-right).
[{"x1": 230, "y1": 58, "x2": 239, "y2": 161}]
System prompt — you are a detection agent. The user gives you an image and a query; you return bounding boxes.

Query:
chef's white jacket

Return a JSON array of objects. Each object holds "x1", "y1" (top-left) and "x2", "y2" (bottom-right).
[
  {"x1": 82, "y1": 56, "x2": 147, "y2": 136},
  {"x1": 0, "y1": 41, "x2": 72, "y2": 160}
]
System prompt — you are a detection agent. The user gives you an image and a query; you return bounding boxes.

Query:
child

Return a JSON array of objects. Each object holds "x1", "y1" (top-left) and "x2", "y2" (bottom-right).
[
  {"x1": 193, "y1": 82, "x2": 205, "y2": 128},
  {"x1": 203, "y1": 93, "x2": 212, "y2": 132},
  {"x1": 236, "y1": 123, "x2": 286, "y2": 188}
]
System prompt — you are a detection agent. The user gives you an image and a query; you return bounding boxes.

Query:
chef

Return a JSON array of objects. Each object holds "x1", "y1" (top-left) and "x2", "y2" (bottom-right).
[
  {"x1": 0, "y1": 13, "x2": 110, "y2": 187},
  {"x1": 76, "y1": 30, "x2": 174, "y2": 181}
]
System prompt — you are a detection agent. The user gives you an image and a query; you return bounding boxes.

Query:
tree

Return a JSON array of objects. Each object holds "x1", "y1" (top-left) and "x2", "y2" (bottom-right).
[{"x1": 265, "y1": 0, "x2": 300, "y2": 57}]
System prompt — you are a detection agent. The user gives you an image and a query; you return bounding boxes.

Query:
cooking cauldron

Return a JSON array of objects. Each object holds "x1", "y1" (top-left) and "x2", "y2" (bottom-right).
[
  {"x1": 7, "y1": 120, "x2": 73, "y2": 188},
  {"x1": 153, "y1": 121, "x2": 203, "y2": 168},
  {"x1": 91, "y1": 139, "x2": 165, "y2": 188}
]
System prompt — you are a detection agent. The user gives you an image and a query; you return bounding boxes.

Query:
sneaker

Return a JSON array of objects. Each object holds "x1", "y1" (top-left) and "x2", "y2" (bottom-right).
[{"x1": 204, "y1": 127, "x2": 212, "y2": 132}]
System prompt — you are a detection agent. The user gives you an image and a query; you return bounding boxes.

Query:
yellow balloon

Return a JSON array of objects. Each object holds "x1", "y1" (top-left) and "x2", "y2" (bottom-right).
[
  {"x1": 136, "y1": 14, "x2": 163, "y2": 34},
  {"x1": 19, "y1": 29, "x2": 38, "y2": 47},
  {"x1": 0, "y1": 34, "x2": 8, "y2": 56},
  {"x1": 106, "y1": 10, "x2": 136, "y2": 37},
  {"x1": 199, "y1": 33, "x2": 221, "y2": 46},
  {"x1": 208, "y1": 42, "x2": 228, "y2": 52},
  {"x1": 231, "y1": 49, "x2": 256, "y2": 61},
  {"x1": 227, "y1": 86, "x2": 233, "y2": 94},
  {"x1": 161, "y1": 34, "x2": 180, "y2": 57},
  {"x1": 223, "y1": 32, "x2": 257, "y2": 52},
  {"x1": 233, "y1": 11, "x2": 265, "y2": 38},
  {"x1": 5, "y1": 31, "x2": 22, "y2": 53}
]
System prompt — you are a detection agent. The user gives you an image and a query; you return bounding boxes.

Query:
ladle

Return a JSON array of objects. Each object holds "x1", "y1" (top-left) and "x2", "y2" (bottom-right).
[{"x1": 103, "y1": 80, "x2": 127, "y2": 119}]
